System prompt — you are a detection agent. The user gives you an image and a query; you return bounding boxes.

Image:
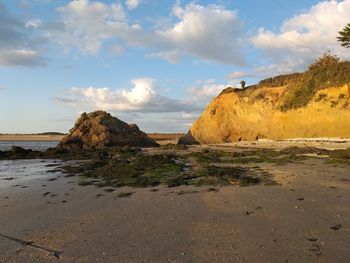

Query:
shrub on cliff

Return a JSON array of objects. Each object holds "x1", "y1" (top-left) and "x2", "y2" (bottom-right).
[
  {"x1": 308, "y1": 52, "x2": 340, "y2": 71},
  {"x1": 280, "y1": 57, "x2": 350, "y2": 111}
]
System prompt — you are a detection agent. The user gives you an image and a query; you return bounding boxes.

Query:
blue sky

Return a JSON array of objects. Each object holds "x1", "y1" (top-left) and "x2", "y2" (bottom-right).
[{"x1": 0, "y1": 0, "x2": 349, "y2": 133}]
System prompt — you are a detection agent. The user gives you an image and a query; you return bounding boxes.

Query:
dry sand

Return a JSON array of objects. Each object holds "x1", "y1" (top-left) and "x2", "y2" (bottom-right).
[{"x1": 0, "y1": 142, "x2": 350, "y2": 262}]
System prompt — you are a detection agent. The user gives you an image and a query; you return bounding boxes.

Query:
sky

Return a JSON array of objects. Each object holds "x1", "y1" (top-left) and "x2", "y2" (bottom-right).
[{"x1": 0, "y1": 0, "x2": 350, "y2": 133}]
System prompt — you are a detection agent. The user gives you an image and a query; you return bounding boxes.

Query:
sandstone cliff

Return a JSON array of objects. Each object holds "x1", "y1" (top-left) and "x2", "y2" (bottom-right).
[
  {"x1": 180, "y1": 62, "x2": 350, "y2": 144},
  {"x1": 59, "y1": 111, "x2": 159, "y2": 149}
]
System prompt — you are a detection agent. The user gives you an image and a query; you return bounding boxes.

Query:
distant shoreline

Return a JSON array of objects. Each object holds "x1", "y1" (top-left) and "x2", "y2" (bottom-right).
[
  {"x1": 0, "y1": 133, "x2": 185, "y2": 142},
  {"x1": 0, "y1": 135, "x2": 64, "y2": 142}
]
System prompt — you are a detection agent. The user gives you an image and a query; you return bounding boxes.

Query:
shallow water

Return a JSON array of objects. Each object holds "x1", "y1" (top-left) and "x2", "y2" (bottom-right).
[
  {"x1": 0, "y1": 159, "x2": 62, "y2": 189},
  {"x1": 0, "y1": 141, "x2": 58, "y2": 151}
]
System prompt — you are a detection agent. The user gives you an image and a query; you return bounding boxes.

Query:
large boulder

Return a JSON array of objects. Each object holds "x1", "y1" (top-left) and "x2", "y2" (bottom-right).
[{"x1": 58, "y1": 111, "x2": 159, "y2": 149}]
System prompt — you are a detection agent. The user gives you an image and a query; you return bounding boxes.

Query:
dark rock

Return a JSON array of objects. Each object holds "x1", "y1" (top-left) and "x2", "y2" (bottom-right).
[
  {"x1": 58, "y1": 111, "x2": 159, "y2": 149},
  {"x1": 178, "y1": 131, "x2": 199, "y2": 145}
]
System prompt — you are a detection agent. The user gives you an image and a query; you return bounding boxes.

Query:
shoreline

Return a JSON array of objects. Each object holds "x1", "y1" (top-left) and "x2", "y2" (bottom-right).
[{"x1": 0, "y1": 133, "x2": 185, "y2": 143}]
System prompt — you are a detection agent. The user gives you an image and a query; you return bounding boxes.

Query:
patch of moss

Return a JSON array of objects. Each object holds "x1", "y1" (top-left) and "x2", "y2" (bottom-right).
[
  {"x1": 190, "y1": 148, "x2": 310, "y2": 166},
  {"x1": 117, "y1": 192, "x2": 134, "y2": 198},
  {"x1": 160, "y1": 144, "x2": 187, "y2": 150}
]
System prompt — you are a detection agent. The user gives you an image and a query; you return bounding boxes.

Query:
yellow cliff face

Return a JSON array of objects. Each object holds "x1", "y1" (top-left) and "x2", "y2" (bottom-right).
[{"x1": 188, "y1": 85, "x2": 350, "y2": 144}]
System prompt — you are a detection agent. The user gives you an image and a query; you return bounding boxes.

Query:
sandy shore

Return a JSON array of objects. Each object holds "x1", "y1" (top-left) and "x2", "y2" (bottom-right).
[{"x1": 0, "y1": 143, "x2": 350, "y2": 262}]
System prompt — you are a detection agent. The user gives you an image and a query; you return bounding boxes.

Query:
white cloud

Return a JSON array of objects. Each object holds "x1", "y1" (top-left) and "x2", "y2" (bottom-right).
[
  {"x1": 125, "y1": 0, "x2": 141, "y2": 10},
  {"x1": 0, "y1": 49, "x2": 44, "y2": 66},
  {"x1": 49, "y1": 1, "x2": 246, "y2": 65},
  {"x1": 0, "y1": 86, "x2": 6, "y2": 91},
  {"x1": 25, "y1": 18, "x2": 42, "y2": 29},
  {"x1": 187, "y1": 83, "x2": 226, "y2": 103},
  {"x1": 48, "y1": 0, "x2": 127, "y2": 54},
  {"x1": 54, "y1": 78, "x2": 204, "y2": 113},
  {"x1": 54, "y1": 77, "x2": 229, "y2": 132},
  {"x1": 251, "y1": 0, "x2": 350, "y2": 70},
  {"x1": 154, "y1": 3, "x2": 246, "y2": 65},
  {"x1": 0, "y1": 2, "x2": 44, "y2": 66}
]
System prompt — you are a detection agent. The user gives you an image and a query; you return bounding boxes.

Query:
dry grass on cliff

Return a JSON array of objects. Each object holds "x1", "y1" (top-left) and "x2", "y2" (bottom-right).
[
  {"x1": 281, "y1": 61, "x2": 350, "y2": 111},
  {"x1": 226, "y1": 60, "x2": 350, "y2": 111}
]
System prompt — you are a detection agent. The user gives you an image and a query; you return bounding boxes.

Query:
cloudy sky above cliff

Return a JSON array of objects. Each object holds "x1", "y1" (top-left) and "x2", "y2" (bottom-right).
[{"x1": 1, "y1": 0, "x2": 350, "y2": 133}]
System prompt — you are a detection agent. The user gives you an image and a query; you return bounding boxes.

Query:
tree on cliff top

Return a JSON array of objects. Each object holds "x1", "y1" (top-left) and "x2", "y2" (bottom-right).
[
  {"x1": 338, "y1": 23, "x2": 350, "y2": 48},
  {"x1": 308, "y1": 51, "x2": 340, "y2": 71}
]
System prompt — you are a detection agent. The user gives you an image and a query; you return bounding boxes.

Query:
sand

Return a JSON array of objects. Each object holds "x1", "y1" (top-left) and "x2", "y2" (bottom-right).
[{"x1": 0, "y1": 142, "x2": 350, "y2": 262}]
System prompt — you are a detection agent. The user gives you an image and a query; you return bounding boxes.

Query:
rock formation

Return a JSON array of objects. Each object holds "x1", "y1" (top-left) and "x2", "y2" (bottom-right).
[
  {"x1": 58, "y1": 111, "x2": 159, "y2": 149},
  {"x1": 180, "y1": 62, "x2": 350, "y2": 144}
]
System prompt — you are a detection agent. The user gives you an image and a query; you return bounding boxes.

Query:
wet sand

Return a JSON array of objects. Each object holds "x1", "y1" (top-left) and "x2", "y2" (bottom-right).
[{"x1": 1, "y1": 143, "x2": 350, "y2": 262}]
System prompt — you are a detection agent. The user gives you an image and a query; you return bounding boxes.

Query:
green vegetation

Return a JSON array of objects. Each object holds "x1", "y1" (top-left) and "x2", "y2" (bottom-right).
[
  {"x1": 3, "y1": 144, "x2": 350, "y2": 188},
  {"x1": 280, "y1": 59, "x2": 350, "y2": 111},
  {"x1": 308, "y1": 52, "x2": 340, "y2": 71},
  {"x1": 37, "y1": 132, "x2": 65, "y2": 135},
  {"x1": 338, "y1": 23, "x2": 350, "y2": 48},
  {"x1": 117, "y1": 192, "x2": 134, "y2": 198},
  {"x1": 220, "y1": 53, "x2": 350, "y2": 111},
  {"x1": 257, "y1": 73, "x2": 302, "y2": 88},
  {"x1": 160, "y1": 144, "x2": 187, "y2": 150},
  {"x1": 56, "y1": 148, "x2": 277, "y2": 188},
  {"x1": 190, "y1": 147, "x2": 309, "y2": 166}
]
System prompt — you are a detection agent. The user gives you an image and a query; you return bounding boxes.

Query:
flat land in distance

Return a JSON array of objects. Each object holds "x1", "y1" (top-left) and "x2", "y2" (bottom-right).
[
  {"x1": 0, "y1": 133, "x2": 185, "y2": 144},
  {"x1": 0, "y1": 134, "x2": 64, "y2": 141}
]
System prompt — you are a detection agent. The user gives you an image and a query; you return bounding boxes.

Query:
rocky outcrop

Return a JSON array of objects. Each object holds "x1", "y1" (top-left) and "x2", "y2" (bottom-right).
[
  {"x1": 58, "y1": 111, "x2": 159, "y2": 149},
  {"x1": 180, "y1": 74, "x2": 350, "y2": 144},
  {"x1": 177, "y1": 131, "x2": 199, "y2": 145}
]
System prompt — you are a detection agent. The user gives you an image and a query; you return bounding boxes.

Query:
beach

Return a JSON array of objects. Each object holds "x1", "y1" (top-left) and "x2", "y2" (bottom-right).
[{"x1": 1, "y1": 141, "x2": 350, "y2": 262}]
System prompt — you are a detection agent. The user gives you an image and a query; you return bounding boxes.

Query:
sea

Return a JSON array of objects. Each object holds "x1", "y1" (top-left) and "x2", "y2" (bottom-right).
[
  {"x1": 0, "y1": 141, "x2": 58, "y2": 151},
  {"x1": 0, "y1": 141, "x2": 61, "y2": 189}
]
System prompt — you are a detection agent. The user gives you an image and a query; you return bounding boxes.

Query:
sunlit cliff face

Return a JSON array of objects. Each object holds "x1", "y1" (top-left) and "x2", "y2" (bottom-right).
[{"x1": 187, "y1": 85, "x2": 350, "y2": 143}]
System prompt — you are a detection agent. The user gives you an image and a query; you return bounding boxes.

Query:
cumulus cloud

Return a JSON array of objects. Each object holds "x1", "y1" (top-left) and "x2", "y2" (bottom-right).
[
  {"x1": 251, "y1": 0, "x2": 350, "y2": 71},
  {"x1": 54, "y1": 77, "x2": 229, "y2": 132},
  {"x1": 155, "y1": 3, "x2": 245, "y2": 65},
  {"x1": 0, "y1": 2, "x2": 44, "y2": 66},
  {"x1": 54, "y1": 78, "x2": 204, "y2": 113},
  {"x1": 125, "y1": 0, "x2": 141, "y2": 10},
  {"x1": 49, "y1": 1, "x2": 246, "y2": 65},
  {"x1": 46, "y1": 0, "x2": 128, "y2": 54},
  {"x1": 187, "y1": 82, "x2": 226, "y2": 103}
]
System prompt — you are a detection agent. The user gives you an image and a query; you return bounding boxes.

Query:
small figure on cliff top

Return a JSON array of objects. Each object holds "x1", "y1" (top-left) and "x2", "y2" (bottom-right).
[{"x1": 240, "y1": 80, "x2": 246, "y2": 89}]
